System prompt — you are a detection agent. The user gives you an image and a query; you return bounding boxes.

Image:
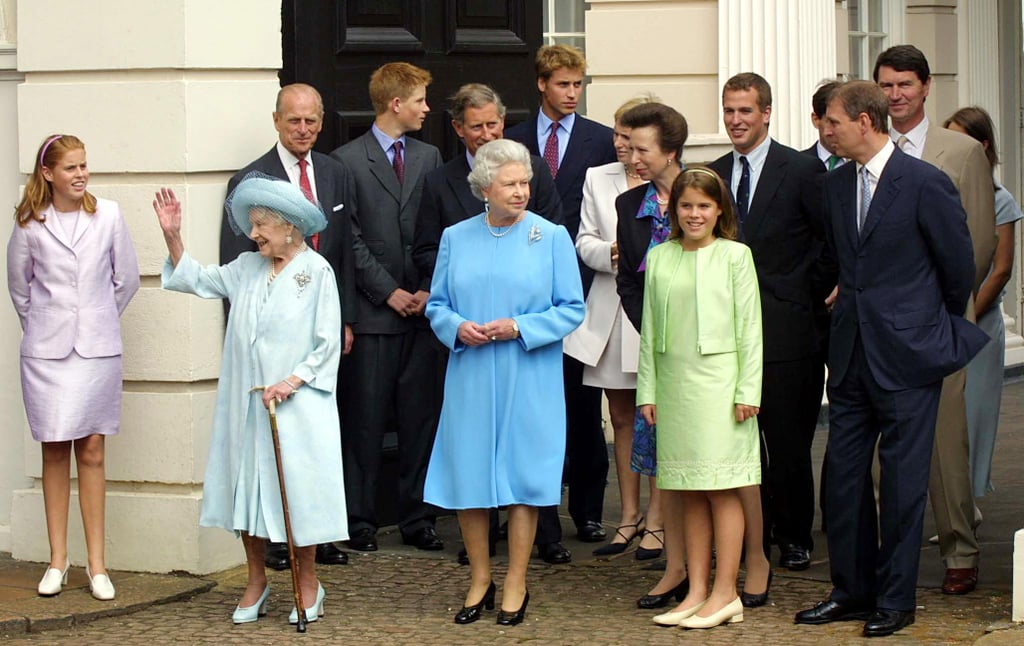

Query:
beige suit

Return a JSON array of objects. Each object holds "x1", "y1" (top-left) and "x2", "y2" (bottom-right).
[{"x1": 922, "y1": 124, "x2": 996, "y2": 570}]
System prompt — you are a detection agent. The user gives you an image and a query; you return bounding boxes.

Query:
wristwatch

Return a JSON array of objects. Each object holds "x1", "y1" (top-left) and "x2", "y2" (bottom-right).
[{"x1": 511, "y1": 319, "x2": 520, "y2": 338}]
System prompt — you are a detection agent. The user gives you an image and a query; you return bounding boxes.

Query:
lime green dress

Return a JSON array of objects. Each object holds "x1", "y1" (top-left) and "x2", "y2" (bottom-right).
[{"x1": 637, "y1": 238, "x2": 762, "y2": 491}]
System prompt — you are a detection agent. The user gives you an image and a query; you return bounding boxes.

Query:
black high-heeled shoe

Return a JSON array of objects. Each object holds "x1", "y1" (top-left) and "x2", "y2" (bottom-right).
[
  {"x1": 496, "y1": 590, "x2": 530, "y2": 626},
  {"x1": 454, "y1": 581, "x2": 496, "y2": 624},
  {"x1": 592, "y1": 516, "x2": 644, "y2": 556},
  {"x1": 740, "y1": 570, "x2": 773, "y2": 608},
  {"x1": 636, "y1": 577, "x2": 689, "y2": 609},
  {"x1": 635, "y1": 528, "x2": 665, "y2": 561}
]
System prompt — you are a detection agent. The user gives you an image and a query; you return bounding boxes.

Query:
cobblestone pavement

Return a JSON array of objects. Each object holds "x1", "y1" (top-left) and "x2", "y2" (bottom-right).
[
  {"x1": 4, "y1": 549, "x2": 1021, "y2": 645},
  {"x1": 5, "y1": 380, "x2": 1024, "y2": 645}
]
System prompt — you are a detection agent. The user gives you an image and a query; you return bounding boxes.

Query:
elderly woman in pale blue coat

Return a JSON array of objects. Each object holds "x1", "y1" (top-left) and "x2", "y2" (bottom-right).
[
  {"x1": 424, "y1": 139, "x2": 584, "y2": 626},
  {"x1": 153, "y1": 177, "x2": 346, "y2": 626}
]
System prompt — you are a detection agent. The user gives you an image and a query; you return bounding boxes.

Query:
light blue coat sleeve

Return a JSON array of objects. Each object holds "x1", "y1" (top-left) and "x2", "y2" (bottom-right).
[
  {"x1": 514, "y1": 225, "x2": 584, "y2": 351},
  {"x1": 426, "y1": 230, "x2": 470, "y2": 352},
  {"x1": 161, "y1": 251, "x2": 241, "y2": 300}
]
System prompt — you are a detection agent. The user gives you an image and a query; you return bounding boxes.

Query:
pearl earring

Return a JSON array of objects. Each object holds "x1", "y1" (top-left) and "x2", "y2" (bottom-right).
[{"x1": 286, "y1": 234, "x2": 293, "y2": 244}]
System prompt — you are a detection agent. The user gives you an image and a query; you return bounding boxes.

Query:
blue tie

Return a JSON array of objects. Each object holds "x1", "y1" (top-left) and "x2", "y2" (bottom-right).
[
  {"x1": 737, "y1": 156, "x2": 751, "y2": 223},
  {"x1": 859, "y1": 166, "x2": 872, "y2": 235}
]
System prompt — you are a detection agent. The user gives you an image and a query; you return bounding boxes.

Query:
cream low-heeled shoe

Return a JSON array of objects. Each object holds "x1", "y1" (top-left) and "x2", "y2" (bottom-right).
[
  {"x1": 679, "y1": 597, "x2": 743, "y2": 629},
  {"x1": 37, "y1": 559, "x2": 70, "y2": 596},
  {"x1": 653, "y1": 599, "x2": 706, "y2": 626},
  {"x1": 232, "y1": 585, "x2": 271, "y2": 624},
  {"x1": 86, "y1": 565, "x2": 116, "y2": 600}
]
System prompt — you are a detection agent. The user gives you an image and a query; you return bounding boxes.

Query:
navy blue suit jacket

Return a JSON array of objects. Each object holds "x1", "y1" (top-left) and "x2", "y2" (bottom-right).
[
  {"x1": 709, "y1": 140, "x2": 828, "y2": 362},
  {"x1": 824, "y1": 147, "x2": 987, "y2": 390}
]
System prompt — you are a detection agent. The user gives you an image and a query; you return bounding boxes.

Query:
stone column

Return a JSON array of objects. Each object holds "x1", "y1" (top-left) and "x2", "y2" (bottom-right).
[
  {"x1": 718, "y1": 0, "x2": 836, "y2": 150},
  {"x1": 8, "y1": 0, "x2": 281, "y2": 573}
]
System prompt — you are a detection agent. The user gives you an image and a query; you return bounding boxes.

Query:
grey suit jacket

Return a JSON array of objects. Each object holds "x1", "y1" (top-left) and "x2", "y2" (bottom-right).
[{"x1": 331, "y1": 130, "x2": 442, "y2": 335}]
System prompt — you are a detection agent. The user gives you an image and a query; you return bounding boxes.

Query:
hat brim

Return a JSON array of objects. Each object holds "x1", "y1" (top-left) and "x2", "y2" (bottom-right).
[{"x1": 230, "y1": 176, "x2": 327, "y2": 237}]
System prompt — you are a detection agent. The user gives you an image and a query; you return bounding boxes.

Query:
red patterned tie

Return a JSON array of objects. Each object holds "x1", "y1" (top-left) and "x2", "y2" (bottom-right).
[
  {"x1": 392, "y1": 140, "x2": 405, "y2": 184},
  {"x1": 298, "y1": 157, "x2": 319, "y2": 251},
  {"x1": 543, "y1": 121, "x2": 559, "y2": 178}
]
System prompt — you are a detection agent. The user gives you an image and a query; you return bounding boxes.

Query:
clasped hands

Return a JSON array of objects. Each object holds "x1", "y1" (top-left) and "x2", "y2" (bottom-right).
[
  {"x1": 457, "y1": 318, "x2": 519, "y2": 347},
  {"x1": 387, "y1": 288, "x2": 429, "y2": 317}
]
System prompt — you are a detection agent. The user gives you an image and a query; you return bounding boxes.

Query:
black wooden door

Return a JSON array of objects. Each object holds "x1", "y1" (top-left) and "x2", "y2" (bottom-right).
[{"x1": 283, "y1": 0, "x2": 544, "y2": 160}]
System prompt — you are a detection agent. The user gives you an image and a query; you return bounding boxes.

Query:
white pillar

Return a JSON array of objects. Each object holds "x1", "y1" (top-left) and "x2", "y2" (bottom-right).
[
  {"x1": 7, "y1": 0, "x2": 280, "y2": 573},
  {"x1": 719, "y1": 0, "x2": 836, "y2": 149}
]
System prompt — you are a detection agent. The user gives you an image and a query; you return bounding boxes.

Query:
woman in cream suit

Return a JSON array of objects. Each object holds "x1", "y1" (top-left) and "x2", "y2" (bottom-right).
[
  {"x1": 7, "y1": 134, "x2": 139, "y2": 601},
  {"x1": 564, "y1": 96, "x2": 665, "y2": 561}
]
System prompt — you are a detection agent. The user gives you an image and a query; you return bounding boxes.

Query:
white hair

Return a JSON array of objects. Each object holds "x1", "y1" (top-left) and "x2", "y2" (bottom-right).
[{"x1": 468, "y1": 139, "x2": 533, "y2": 200}]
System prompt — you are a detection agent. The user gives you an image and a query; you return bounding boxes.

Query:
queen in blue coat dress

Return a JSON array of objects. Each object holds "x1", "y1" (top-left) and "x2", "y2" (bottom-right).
[{"x1": 424, "y1": 139, "x2": 584, "y2": 625}]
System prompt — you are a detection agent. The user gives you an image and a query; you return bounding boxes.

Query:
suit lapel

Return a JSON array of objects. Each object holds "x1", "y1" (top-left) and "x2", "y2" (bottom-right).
[
  {"x1": 364, "y1": 133, "x2": 402, "y2": 203},
  {"x1": 555, "y1": 117, "x2": 590, "y2": 190},
  {"x1": 400, "y1": 140, "x2": 424, "y2": 207},
  {"x1": 744, "y1": 141, "x2": 785, "y2": 239},
  {"x1": 447, "y1": 156, "x2": 482, "y2": 218},
  {"x1": 311, "y1": 153, "x2": 335, "y2": 249},
  {"x1": 859, "y1": 152, "x2": 902, "y2": 244},
  {"x1": 833, "y1": 164, "x2": 858, "y2": 250},
  {"x1": 41, "y1": 205, "x2": 73, "y2": 250}
]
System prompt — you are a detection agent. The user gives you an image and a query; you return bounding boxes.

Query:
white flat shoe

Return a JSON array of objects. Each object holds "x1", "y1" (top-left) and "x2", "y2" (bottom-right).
[
  {"x1": 679, "y1": 597, "x2": 743, "y2": 629},
  {"x1": 653, "y1": 600, "x2": 706, "y2": 626},
  {"x1": 86, "y1": 565, "x2": 115, "y2": 600},
  {"x1": 37, "y1": 559, "x2": 69, "y2": 596}
]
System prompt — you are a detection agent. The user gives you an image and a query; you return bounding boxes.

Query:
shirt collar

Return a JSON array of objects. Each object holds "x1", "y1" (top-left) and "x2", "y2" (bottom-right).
[
  {"x1": 858, "y1": 139, "x2": 895, "y2": 180},
  {"x1": 276, "y1": 141, "x2": 310, "y2": 169},
  {"x1": 890, "y1": 114, "x2": 929, "y2": 152},
  {"x1": 371, "y1": 123, "x2": 406, "y2": 153},
  {"x1": 538, "y1": 110, "x2": 576, "y2": 135},
  {"x1": 732, "y1": 135, "x2": 772, "y2": 170}
]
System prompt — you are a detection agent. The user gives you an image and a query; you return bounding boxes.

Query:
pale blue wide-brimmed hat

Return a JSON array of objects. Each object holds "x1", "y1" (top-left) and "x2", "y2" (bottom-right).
[{"x1": 226, "y1": 173, "x2": 327, "y2": 237}]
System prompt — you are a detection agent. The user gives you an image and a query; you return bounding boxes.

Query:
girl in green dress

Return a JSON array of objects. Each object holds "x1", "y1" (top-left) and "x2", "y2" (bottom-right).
[{"x1": 638, "y1": 168, "x2": 763, "y2": 629}]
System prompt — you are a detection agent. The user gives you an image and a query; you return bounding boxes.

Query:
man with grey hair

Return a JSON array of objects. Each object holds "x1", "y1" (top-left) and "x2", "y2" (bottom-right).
[
  {"x1": 412, "y1": 83, "x2": 563, "y2": 564},
  {"x1": 413, "y1": 82, "x2": 562, "y2": 286}
]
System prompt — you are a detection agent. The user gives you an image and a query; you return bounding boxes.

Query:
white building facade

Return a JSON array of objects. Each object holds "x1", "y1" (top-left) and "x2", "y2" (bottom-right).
[{"x1": 0, "y1": 0, "x2": 1020, "y2": 573}]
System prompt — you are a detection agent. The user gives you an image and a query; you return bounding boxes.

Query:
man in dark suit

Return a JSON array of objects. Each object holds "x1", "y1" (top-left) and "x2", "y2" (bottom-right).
[
  {"x1": 412, "y1": 82, "x2": 563, "y2": 565},
  {"x1": 505, "y1": 44, "x2": 617, "y2": 562},
  {"x1": 413, "y1": 82, "x2": 562, "y2": 285},
  {"x1": 708, "y1": 73, "x2": 827, "y2": 573},
  {"x1": 219, "y1": 82, "x2": 352, "y2": 570},
  {"x1": 874, "y1": 44, "x2": 996, "y2": 596},
  {"x1": 804, "y1": 81, "x2": 846, "y2": 170},
  {"x1": 330, "y1": 62, "x2": 445, "y2": 553},
  {"x1": 795, "y1": 80, "x2": 986, "y2": 637}
]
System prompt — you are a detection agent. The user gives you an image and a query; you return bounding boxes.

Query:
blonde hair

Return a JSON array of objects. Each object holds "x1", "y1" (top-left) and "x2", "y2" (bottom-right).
[
  {"x1": 369, "y1": 62, "x2": 433, "y2": 114},
  {"x1": 15, "y1": 134, "x2": 96, "y2": 226},
  {"x1": 614, "y1": 93, "x2": 661, "y2": 124},
  {"x1": 535, "y1": 44, "x2": 587, "y2": 80}
]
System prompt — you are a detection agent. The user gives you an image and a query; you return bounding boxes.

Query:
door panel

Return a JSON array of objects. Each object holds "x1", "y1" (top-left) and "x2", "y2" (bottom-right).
[{"x1": 284, "y1": 0, "x2": 543, "y2": 160}]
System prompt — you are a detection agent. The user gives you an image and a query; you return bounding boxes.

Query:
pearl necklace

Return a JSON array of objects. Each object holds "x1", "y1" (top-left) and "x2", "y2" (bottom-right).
[
  {"x1": 624, "y1": 165, "x2": 641, "y2": 180},
  {"x1": 267, "y1": 242, "x2": 308, "y2": 284},
  {"x1": 485, "y1": 213, "x2": 523, "y2": 238}
]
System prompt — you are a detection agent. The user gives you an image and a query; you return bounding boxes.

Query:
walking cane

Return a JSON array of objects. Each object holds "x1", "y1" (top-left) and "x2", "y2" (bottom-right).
[{"x1": 250, "y1": 386, "x2": 307, "y2": 633}]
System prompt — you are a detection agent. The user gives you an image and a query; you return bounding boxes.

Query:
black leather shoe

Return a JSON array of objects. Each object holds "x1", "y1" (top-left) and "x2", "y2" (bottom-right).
[
  {"x1": 536, "y1": 542, "x2": 571, "y2": 564},
  {"x1": 347, "y1": 528, "x2": 378, "y2": 552},
  {"x1": 577, "y1": 521, "x2": 607, "y2": 543},
  {"x1": 779, "y1": 543, "x2": 811, "y2": 570},
  {"x1": 315, "y1": 542, "x2": 349, "y2": 565},
  {"x1": 496, "y1": 590, "x2": 529, "y2": 626},
  {"x1": 454, "y1": 581, "x2": 496, "y2": 624},
  {"x1": 403, "y1": 526, "x2": 444, "y2": 551},
  {"x1": 457, "y1": 541, "x2": 497, "y2": 565},
  {"x1": 794, "y1": 599, "x2": 872, "y2": 625},
  {"x1": 863, "y1": 609, "x2": 915, "y2": 637},
  {"x1": 740, "y1": 570, "x2": 772, "y2": 608},
  {"x1": 636, "y1": 578, "x2": 689, "y2": 609},
  {"x1": 264, "y1": 541, "x2": 290, "y2": 571}
]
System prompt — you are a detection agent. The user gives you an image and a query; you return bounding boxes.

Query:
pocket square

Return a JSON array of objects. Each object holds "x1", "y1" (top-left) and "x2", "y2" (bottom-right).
[{"x1": 332, "y1": 203, "x2": 344, "y2": 212}]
